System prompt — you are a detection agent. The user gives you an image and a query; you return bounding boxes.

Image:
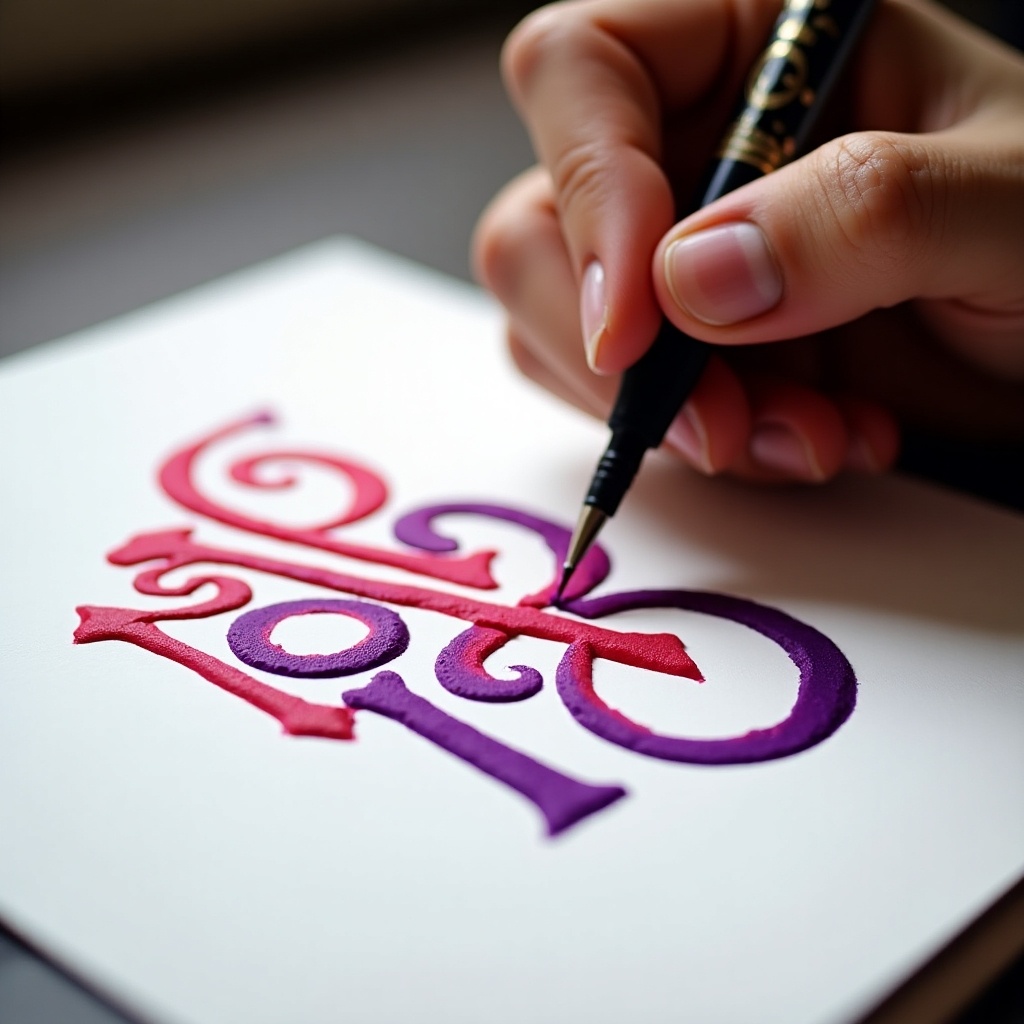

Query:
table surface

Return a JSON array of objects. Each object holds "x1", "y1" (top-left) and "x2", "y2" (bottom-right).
[{"x1": 0, "y1": 11, "x2": 1020, "y2": 1024}]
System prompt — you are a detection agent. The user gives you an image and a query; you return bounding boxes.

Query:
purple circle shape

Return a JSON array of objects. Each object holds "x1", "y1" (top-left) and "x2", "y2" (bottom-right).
[
  {"x1": 557, "y1": 589, "x2": 857, "y2": 765},
  {"x1": 228, "y1": 598, "x2": 409, "y2": 678}
]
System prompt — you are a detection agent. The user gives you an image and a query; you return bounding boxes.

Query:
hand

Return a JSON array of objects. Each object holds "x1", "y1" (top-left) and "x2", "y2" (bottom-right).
[{"x1": 473, "y1": 0, "x2": 1024, "y2": 483}]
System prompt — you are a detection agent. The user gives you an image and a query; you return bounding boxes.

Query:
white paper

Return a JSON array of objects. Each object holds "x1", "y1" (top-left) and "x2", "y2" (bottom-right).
[{"x1": 1, "y1": 238, "x2": 1022, "y2": 1024}]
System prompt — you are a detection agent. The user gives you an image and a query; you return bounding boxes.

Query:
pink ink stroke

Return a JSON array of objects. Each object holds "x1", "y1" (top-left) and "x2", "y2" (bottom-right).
[
  {"x1": 106, "y1": 528, "x2": 699, "y2": 684},
  {"x1": 74, "y1": 586, "x2": 626, "y2": 836},
  {"x1": 159, "y1": 411, "x2": 498, "y2": 590},
  {"x1": 75, "y1": 412, "x2": 858, "y2": 838},
  {"x1": 74, "y1": 580, "x2": 356, "y2": 741}
]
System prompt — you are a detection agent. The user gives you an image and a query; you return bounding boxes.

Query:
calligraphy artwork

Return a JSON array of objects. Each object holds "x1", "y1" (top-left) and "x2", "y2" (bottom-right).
[{"x1": 75, "y1": 412, "x2": 856, "y2": 837}]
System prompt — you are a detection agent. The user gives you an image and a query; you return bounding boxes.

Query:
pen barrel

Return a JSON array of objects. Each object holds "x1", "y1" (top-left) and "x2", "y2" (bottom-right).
[
  {"x1": 702, "y1": 0, "x2": 877, "y2": 200},
  {"x1": 585, "y1": 430, "x2": 647, "y2": 517},
  {"x1": 595, "y1": 318, "x2": 710, "y2": 515},
  {"x1": 609, "y1": 318, "x2": 710, "y2": 447},
  {"x1": 589, "y1": 0, "x2": 876, "y2": 521}
]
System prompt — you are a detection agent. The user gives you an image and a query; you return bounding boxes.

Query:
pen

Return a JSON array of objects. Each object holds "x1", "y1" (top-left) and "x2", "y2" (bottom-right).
[{"x1": 556, "y1": 0, "x2": 877, "y2": 599}]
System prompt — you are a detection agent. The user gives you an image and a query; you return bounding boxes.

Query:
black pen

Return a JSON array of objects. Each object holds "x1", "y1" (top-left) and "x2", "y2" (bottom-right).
[{"x1": 556, "y1": 0, "x2": 877, "y2": 599}]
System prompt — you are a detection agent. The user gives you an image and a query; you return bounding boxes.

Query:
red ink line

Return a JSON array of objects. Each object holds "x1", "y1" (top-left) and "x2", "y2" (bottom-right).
[
  {"x1": 110, "y1": 529, "x2": 700, "y2": 681},
  {"x1": 158, "y1": 411, "x2": 499, "y2": 590},
  {"x1": 74, "y1": 600, "x2": 355, "y2": 741}
]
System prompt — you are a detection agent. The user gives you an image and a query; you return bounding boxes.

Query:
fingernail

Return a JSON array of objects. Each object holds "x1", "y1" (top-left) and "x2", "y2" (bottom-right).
[
  {"x1": 664, "y1": 223, "x2": 782, "y2": 325},
  {"x1": 580, "y1": 260, "x2": 608, "y2": 372},
  {"x1": 665, "y1": 405, "x2": 713, "y2": 474},
  {"x1": 749, "y1": 424, "x2": 823, "y2": 480}
]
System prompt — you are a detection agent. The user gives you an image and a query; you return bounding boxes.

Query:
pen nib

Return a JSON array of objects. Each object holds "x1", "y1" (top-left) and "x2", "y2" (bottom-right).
[
  {"x1": 554, "y1": 564, "x2": 574, "y2": 603},
  {"x1": 555, "y1": 504, "x2": 608, "y2": 604}
]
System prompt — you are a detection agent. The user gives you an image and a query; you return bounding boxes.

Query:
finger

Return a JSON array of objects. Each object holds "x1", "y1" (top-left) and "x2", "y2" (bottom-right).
[
  {"x1": 474, "y1": 167, "x2": 618, "y2": 414},
  {"x1": 655, "y1": 124, "x2": 1024, "y2": 342},
  {"x1": 507, "y1": 328, "x2": 605, "y2": 419},
  {"x1": 834, "y1": 396, "x2": 900, "y2": 473},
  {"x1": 734, "y1": 377, "x2": 850, "y2": 483},
  {"x1": 473, "y1": 166, "x2": 553, "y2": 303},
  {"x1": 501, "y1": 0, "x2": 778, "y2": 374},
  {"x1": 653, "y1": 3, "x2": 1024, "y2": 347},
  {"x1": 662, "y1": 356, "x2": 751, "y2": 475}
]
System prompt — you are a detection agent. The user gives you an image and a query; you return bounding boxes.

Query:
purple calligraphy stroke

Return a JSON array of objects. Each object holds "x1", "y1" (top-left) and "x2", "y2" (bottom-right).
[
  {"x1": 343, "y1": 672, "x2": 626, "y2": 837},
  {"x1": 558, "y1": 589, "x2": 857, "y2": 764},
  {"x1": 394, "y1": 503, "x2": 611, "y2": 606},
  {"x1": 397, "y1": 502, "x2": 612, "y2": 702},
  {"x1": 228, "y1": 598, "x2": 410, "y2": 678},
  {"x1": 434, "y1": 626, "x2": 543, "y2": 702}
]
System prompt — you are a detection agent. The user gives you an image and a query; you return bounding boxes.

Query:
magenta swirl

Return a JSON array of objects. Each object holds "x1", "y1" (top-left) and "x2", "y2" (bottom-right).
[
  {"x1": 557, "y1": 589, "x2": 856, "y2": 764},
  {"x1": 434, "y1": 626, "x2": 543, "y2": 702},
  {"x1": 393, "y1": 502, "x2": 611, "y2": 604},
  {"x1": 228, "y1": 598, "x2": 409, "y2": 678}
]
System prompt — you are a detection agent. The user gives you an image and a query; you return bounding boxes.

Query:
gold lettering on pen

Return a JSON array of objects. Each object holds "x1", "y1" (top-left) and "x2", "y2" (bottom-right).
[{"x1": 717, "y1": 0, "x2": 836, "y2": 172}]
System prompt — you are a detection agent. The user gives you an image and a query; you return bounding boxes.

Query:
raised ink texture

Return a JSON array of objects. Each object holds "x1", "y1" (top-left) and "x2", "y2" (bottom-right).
[
  {"x1": 228, "y1": 598, "x2": 409, "y2": 678},
  {"x1": 76, "y1": 413, "x2": 857, "y2": 836},
  {"x1": 559, "y1": 590, "x2": 856, "y2": 764},
  {"x1": 344, "y1": 672, "x2": 626, "y2": 836}
]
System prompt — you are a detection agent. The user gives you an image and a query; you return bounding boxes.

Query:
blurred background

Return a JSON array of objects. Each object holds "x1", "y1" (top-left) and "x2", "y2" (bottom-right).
[
  {"x1": 1, "y1": 0, "x2": 1020, "y2": 361},
  {"x1": 0, "y1": 0, "x2": 541, "y2": 358},
  {"x1": 0, "y1": 0, "x2": 1021, "y2": 1021}
]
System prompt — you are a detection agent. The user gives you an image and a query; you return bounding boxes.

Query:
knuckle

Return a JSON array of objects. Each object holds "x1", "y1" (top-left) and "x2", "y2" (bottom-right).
[
  {"x1": 471, "y1": 201, "x2": 526, "y2": 302},
  {"x1": 814, "y1": 133, "x2": 935, "y2": 277},
  {"x1": 470, "y1": 210, "x2": 507, "y2": 294},
  {"x1": 471, "y1": 171, "x2": 556, "y2": 303},
  {"x1": 549, "y1": 137, "x2": 613, "y2": 221},
  {"x1": 502, "y1": 3, "x2": 581, "y2": 104},
  {"x1": 506, "y1": 330, "x2": 538, "y2": 381}
]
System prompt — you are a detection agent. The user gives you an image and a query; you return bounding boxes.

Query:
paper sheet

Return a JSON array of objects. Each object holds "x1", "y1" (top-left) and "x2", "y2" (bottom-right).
[{"x1": 1, "y1": 238, "x2": 1022, "y2": 1024}]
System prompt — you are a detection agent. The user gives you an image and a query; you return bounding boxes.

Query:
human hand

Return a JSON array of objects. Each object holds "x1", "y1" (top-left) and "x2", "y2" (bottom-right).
[{"x1": 473, "y1": 0, "x2": 1024, "y2": 483}]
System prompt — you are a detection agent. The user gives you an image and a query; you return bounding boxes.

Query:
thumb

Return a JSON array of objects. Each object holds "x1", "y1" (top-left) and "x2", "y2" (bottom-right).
[{"x1": 653, "y1": 129, "x2": 1024, "y2": 346}]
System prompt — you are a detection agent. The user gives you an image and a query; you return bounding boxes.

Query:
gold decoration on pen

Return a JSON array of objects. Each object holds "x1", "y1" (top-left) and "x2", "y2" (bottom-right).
[{"x1": 717, "y1": 123, "x2": 786, "y2": 174}]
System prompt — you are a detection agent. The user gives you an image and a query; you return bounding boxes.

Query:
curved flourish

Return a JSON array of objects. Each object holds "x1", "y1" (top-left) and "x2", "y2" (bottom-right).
[
  {"x1": 393, "y1": 502, "x2": 611, "y2": 605},
  {"x1": 434, "y1": 625, "x2": 543, "y2": 702},
  {"x1": 229, "y1": 453, "x2": 386, "y2": 528},
  {"x1": 159, "y1": 412, "x2": 498, "y2": 589},
  {"x1": 557, "y1": 589, "x2": 857, "y2": 765},
  {"x1": 74, "y1": 582, "x2": 356, "y2": 741}
]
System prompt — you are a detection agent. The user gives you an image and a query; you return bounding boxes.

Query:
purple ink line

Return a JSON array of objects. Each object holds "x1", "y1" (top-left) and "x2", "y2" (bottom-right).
[
  {"x1": 558, "y1": 588, "x2": 857, "y2": 764},
  {"x1": 393, "y1": 502, "x2": 611, "y2": 603},
  {"x1": 343, "y1": 671, "x2": 626, "y2": 837},
  {"x1": 434, "y1": 625, "x2": 543, "y2": 703},
  {"x1": 228, "y1": 598, "x2": 409, "y2": 678}
]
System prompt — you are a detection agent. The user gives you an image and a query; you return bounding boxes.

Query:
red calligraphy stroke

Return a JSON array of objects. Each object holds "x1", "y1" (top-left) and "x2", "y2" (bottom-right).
[
  {"x1": 159, "y1": 411, "x2": 498, "y2": 590},
  {"x1": 74, "y1": 576, "x2": 356, "y2": 740},
  {"x1": 109, "y1": 529, "x2": 700, "y2": 682}
]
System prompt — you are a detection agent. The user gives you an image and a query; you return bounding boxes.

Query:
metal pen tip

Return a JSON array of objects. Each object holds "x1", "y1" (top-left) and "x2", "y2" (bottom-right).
[
  {"x1": 555, "y1": 504, "x2": 608, "y2": 604},
  {"x1": 554, "y1": 564, "x2": 573, "y2": 603}
]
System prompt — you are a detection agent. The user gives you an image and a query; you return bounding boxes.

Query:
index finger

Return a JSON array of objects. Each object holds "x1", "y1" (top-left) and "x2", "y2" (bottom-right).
[{"x1": 501, "y1": 0, "x2": 780, "y2": 373}]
